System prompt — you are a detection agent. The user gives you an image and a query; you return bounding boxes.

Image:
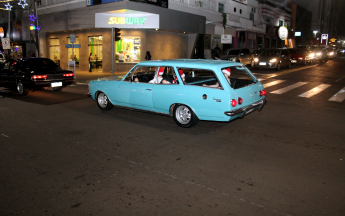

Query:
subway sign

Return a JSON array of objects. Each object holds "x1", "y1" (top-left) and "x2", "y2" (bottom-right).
[
  {"x1": 95, "y1": 11, "x2": 159, "y2": 29},
  {"x1": 108, "y1": 17, "x2": 147, "y2": 25}
]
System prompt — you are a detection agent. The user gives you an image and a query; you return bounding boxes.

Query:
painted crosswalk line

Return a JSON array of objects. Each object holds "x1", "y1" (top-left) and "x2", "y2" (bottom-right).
[
  {"x1": 328, "y1": 87, "x2": 345, "y2": 102},
  {"x1": 263, "y1": 80, "x2": 286, "y2": 88},
  {"x1": 298, "y1": 84, "x2": 331, "y2": 98},
  {"x1": 271, "y1": 82, "x2": 307, "y2": 94}
]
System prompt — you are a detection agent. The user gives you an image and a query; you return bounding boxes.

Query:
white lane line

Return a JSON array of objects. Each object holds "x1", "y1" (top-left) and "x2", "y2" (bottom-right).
[
  {"x1": 328, "y1": 87, "x2": 345, "y2": 102},
  {"x1": 263, "y1": 80, "x2": 286, "y2": 88},
  {"x1": 271, "y1": 82, "x2": 307, "y2": 94},
  {"x1": 298, "y1": 84, "x2": 331, "y2": 98}
]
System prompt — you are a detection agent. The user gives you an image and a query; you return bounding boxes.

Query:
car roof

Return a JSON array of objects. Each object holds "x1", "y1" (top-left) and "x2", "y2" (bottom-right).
[{"x1": 136, "y1": 59, "x2": 243, "y2": 69}]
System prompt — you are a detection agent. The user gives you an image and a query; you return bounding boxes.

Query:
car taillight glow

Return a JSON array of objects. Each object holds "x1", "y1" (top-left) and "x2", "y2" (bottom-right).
[
  {"x1": 231, "y1": 99, "x2": 237, "y2": 107},
  {"x1": 238, "y1": 97, "x2": 243, "y2": 105},
  {"x1": 63, "y1": 73, "x2": 74, "y2": 77},
  {"x1": 32, "y1": 75, "x2": 47, "y2": 79},
  {"x1": 259, "y1": 90, "x2": 267, "y2": 97}
]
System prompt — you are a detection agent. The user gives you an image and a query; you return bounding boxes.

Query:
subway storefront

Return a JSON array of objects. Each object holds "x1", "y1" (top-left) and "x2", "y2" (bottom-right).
[{"x1": 39, "y1": 3, "x2": 205, "y2": 72}]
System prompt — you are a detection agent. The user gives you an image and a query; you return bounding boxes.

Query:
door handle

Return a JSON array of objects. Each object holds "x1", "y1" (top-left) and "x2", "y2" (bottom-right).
[{"x1": 146, "y1": 89, "x2": 152, "y2": 91}]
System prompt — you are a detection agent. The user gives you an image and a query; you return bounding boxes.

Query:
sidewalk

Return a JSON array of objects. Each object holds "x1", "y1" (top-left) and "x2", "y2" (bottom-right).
[{"x1": 74, "y1": 69, "x2": 128, "y2": 84}]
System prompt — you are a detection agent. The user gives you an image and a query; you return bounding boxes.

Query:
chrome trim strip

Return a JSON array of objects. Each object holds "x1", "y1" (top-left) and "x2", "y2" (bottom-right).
[{"x1": 225, "y1": 98, "x2": 267, "y2": 116}]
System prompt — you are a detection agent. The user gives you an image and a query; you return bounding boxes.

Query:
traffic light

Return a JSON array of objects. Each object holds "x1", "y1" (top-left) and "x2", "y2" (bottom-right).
[{"x1": 115, "y1": 28, "x2": 121, "y2": 41}]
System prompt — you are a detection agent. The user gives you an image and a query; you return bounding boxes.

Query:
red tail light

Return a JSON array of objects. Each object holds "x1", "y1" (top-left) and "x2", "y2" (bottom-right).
[
  {"x1": 12, "y1": 61, "x2": 17, "y2": 66},
  {"x1": 63, "y1": 73, "x2": 74, "y2": 77},
  {"x1": 32, "y1": 75, "x2": 47, "y2": 79},
  {"x1": 238, "y1": 97, "x2": 243, "y2": 105},
  {"x1": 231, "y1": 99, "x2": 237, "y2": 107},
  {"x1": 259, "y1": 90, "x2": 267, "y2": 97}
]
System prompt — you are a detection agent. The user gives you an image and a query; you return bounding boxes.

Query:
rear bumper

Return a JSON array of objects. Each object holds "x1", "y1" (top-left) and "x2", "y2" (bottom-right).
[
  {"x1": 224, "y1": 98, "x2": 267, "y2": 117},
  {"x1": 27, "y1": 79, "x2": 75, "y2": 88}
]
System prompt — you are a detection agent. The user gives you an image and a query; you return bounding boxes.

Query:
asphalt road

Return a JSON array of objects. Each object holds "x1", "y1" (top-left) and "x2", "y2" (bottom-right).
[{"x1": 1, "y1": 58, "x2": 345, "y2": 216}]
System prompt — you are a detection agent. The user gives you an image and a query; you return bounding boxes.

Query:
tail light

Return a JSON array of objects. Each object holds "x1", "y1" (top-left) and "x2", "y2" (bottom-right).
[
  {"x1": 259, "y1": 90, "x2": 267, "y2": 97},
  {"x1": 32, "y1": 75, "x2": 47, "y2": 79},
  {"x1": 12, "y1": 61, "x2": 17, "y2": 66},
  {"x1": 63, "y1": 73, "x2": 74, "y2": 77},
  {"x1": 231, "y1": 99, "x2": 237, "y2": 107},
  {"x1": 238, "y1": 97, "x2": 243, "y2": 105}
]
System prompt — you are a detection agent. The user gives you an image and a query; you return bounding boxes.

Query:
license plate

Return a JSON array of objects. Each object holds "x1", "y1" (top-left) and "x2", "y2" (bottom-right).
[
  {"x1": 291, "y1": 60, "x2": 297, "y2": 63},
  {"x1": 259, "y1": 62, "x2": 266, "y2": 65},
  {"x1": 51, "y1": 82, "x2": 62, "y2": 87},
  {"x1": 245, "y1": 108, "x2": 254, "y2": 114}
]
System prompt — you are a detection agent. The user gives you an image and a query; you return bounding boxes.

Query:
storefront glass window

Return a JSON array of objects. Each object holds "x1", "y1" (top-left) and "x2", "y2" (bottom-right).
[
  {"x1": 89, "y1": 36, "x2": 103, "y2": 70},
  {"x1": 50, "y1": 38, "x2": 60, "y2": 65},
  {"x1": 67, "y1": 37, "x2": 80, "y2": 66},
  {"x1": 11, "y1": 45, "x2": 23, "y2": 59},
  {"x1": 115, "y1": 36, "x2": 141, "y2": 63}
]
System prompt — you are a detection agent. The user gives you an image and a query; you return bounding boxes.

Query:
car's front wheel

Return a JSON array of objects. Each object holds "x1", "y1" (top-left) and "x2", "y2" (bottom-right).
[
  {"x1": 97, "y1": 92, "x2": 113, "y2": 111},
  {"x1": 16, "y1": 81, "x2": 29, "y2": 96},
  {"x1": 173, "y1": 104, "x2": 199, "y2": 128},
  {"x1": 276, "y1": 63, "x2": 281, "y2": 71}
]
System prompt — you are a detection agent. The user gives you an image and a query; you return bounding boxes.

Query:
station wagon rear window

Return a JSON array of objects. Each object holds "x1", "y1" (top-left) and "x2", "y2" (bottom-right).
[{"x1": 227, "y1": 66, "x2": 257, "y2": 89}]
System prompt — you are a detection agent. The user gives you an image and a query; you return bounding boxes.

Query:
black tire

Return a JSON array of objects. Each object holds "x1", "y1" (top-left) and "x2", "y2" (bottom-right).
[
  {"x1": 53, "y1": 87, "x2": 63, "y2": 91},
  {"x1": 16, "y1": 81, "x2": 29, "y2": 96},
  {"x1": 173, "y1": 104, "x2": 199, "y2": 128},
  {"x1": 276, "y1": 63, "x2": 281, "y2": 71},
  {"x1": 287, "y1": 61, "x2": 291, "y2": 68},
  {"x1": 97, "y1": 92, "x2": 113, "y2": 111}
]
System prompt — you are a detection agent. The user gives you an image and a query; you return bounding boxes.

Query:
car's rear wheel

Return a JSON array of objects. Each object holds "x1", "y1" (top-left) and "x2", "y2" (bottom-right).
[
  {"x1": 173, "y1": 104, "x2": 198, "y2": 128},
  {"x1": 97, "y1": 92, "x2": 113, "y2": 111},
  {"x1": 16, "y1": 81, "x2": 29, "y2": 96},
  {"x1": 53, "y1": 87, "x2": 63, "y2": 91}
]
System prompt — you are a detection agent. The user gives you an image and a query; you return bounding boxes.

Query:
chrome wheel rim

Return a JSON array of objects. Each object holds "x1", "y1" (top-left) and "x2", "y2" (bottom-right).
[
  {"x1": 98, "y1": 93, "x2": 108, "y2": 108},
  {"x1": 176, "y1": 105, "x2": 191, "y2": 125},
  {"x1": 17, "y1": 82, "x2": 23, "y2": 95}
]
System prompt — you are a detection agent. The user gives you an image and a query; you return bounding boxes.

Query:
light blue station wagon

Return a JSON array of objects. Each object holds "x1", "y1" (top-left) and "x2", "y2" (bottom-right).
[{"x1": 88, "y1": 59, "x2": 267, "y2": 128}]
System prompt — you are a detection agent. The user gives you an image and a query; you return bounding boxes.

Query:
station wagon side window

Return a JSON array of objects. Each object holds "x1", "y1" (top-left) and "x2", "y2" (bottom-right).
[
  {"x1": 155, "y1": 66, "x2": 178, "y2": 85},
  {"x1": 227, "y1": 66, "x2": 257, "y2": 89},
  {"x1": 123, "y1": 66, "x2": 157, "y2": 83},
  {"x1": 178, "y1": 68, "x2": 220, "y2": 88}
]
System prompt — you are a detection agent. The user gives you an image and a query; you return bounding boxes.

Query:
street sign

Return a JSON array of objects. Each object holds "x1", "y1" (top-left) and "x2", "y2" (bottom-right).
[
  {"x1": 65, "y1": 44, "x2": 80, "y2": 48},
  {"x1": 1, "y1": 38, "x2": 10, "y2": 49},
  {"x1": 70, "y1": 34, "x2": 76, "y2": 43}
]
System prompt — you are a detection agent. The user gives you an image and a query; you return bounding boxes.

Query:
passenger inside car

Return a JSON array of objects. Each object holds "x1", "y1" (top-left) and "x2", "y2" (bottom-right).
[{"x1": 203, "y1": 68, "x2": 231, "y2": 88}]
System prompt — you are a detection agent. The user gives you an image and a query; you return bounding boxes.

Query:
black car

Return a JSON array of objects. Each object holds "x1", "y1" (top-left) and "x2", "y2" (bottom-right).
[{"x1": 0, "y1": 58, "x2": 75, "y2": 95}]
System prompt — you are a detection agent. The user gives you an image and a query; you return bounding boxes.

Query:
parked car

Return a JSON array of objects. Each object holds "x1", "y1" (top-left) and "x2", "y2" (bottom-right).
[
  {"x1": 220, "y1": 48, "x2": 254, "y2": 66},
  {"x1": 0, "y1": 58, "x2": 75, "y2": 96},
  {"x1": 308, "y1": 47, "x2": 328, "y2": 63},
  {"x1": 88, "y1": 59, "x2": 267, "y2": 128},
  {"x1": 288, "y1": 48, "x2": 311, "y2": 65},
  {"x1": 253, "y1": 48, "x2": 291, "y2": 70}
]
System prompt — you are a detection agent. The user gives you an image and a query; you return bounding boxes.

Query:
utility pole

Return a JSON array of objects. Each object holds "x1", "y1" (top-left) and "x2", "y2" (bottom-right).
[{"x1": 34, "y1": 0, "x2": 40, "y2": 57}]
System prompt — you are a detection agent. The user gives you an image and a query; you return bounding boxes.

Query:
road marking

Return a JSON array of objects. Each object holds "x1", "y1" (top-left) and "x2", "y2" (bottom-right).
[
  {"x1": 335, "y1": 76, "x2": 345, "y2": 83},
  {"x1": 260, "y1": 65, "x2": 317, "y2": 80},
  {"x1": 271, "y1": 82, "x2": 307, "y2": 94},
  {"x1": 298, "y1": 84, "x2": 331, "y2": 98},
  {"x1": 263, "y1": 80, "x2": 286, "y2": 88},
  {"x1": 328, "y1": 87, "x2": 345, "y2": 102}
]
